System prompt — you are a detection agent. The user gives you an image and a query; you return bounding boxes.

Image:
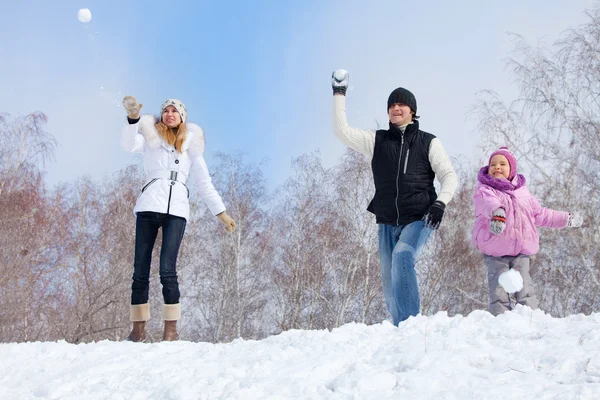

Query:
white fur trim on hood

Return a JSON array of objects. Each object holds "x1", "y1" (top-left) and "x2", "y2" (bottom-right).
[{"x1": 137, "y1": 114, "x2": 205, "y2": 156}]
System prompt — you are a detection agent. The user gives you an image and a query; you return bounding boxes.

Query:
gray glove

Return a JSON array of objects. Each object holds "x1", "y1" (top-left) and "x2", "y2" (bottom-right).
[
  {"x1": 332, "y1": 69, "x2": 349, "y2": 95},
  {"x1": 566, "y1": 212, "x2": 583, "y2": 228},
  {"x1": 490, "y1": 208, "x2": 506, "y2": 235}
]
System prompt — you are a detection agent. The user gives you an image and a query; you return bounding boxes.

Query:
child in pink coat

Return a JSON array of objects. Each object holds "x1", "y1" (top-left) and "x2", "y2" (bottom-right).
[{"x1": 472, "y1": 147, "x2": 582, "y2": 315}]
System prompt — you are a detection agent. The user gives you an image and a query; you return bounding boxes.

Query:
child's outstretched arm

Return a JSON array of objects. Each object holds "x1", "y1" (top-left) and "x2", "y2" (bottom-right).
[{"x1": 530, "y1": 196, "x2": 570, "y2": 228}]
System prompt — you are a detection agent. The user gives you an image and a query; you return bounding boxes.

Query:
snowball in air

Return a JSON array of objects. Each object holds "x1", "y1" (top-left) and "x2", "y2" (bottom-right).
[
  {"x1": 78, "y1": 9, "x2": 92, "y2": 23},
  {"x1": 498, "y1": 269, "x2": 523, "y2": 294}
]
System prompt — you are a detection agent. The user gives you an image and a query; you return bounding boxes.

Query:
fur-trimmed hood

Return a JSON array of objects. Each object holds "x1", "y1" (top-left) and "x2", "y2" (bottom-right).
[{"x1": 138, "y1": 114, "x2": 205, "y2": 156}]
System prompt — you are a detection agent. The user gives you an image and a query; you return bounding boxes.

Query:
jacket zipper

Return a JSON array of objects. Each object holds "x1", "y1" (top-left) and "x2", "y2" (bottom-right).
[
  {"x1": 395, "y1": 134, "x2": 404, "y2": 226},
  {"x1": 141, "y1": 178, "x2": 158, "y2": 193},
  {"x1": 166, "y1": 184, "x2": 173, "y2": 214},
  {"x1": 404, "y1": 149, "x2": 410, "y2": 174}
]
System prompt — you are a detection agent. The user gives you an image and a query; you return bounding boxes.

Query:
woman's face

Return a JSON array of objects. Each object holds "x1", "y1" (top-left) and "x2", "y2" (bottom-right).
[
  {"x1": 488, "y1": 154, "x2": 510, "y2": 180},
  {"x1": 162, "y1": 105, "x2": 182, "y2": 128}
]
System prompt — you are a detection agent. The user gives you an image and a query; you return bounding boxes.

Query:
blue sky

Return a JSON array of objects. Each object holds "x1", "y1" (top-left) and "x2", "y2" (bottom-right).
[{"x1": 1, "y1": 0, "x2": 595, "y2": 189}]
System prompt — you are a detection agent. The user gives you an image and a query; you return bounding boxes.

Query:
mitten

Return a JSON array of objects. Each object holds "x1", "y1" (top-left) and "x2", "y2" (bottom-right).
[
  {"x1": 217, "y1": 211, "x2": 236, "y2": 232},
  {"x1": 490, "y1": 208, "x2": 506, "y2": 235},
  {"x1": 566, "y1": 212, "x2": 583, "y2": 228},
  {"x1": 122, "y1": 96, "x2": 144, "y2": 119},
  {"x1": 424, "y1": 200, "x2": 445, "y2": 230},
  {"x1": 331, "y1": 69, "x2": 349, "y2": 95}
]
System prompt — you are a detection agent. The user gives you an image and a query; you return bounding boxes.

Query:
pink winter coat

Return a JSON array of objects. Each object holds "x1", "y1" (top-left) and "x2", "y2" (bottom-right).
[{"x1": 472, "y1": 167, "x2": 568, "y2": 257}]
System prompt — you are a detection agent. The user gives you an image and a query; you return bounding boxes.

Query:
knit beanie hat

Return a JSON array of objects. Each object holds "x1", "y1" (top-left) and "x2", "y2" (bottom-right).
[
  {"x1": 489, "y1": 147, "x2": 517, "y2": 180},
  {"x1": 160, "y1": 99, "x2": 187, "y2": 124},
  {"x1": 387, "y1": 87, "x2": 417, "y2": 116}
]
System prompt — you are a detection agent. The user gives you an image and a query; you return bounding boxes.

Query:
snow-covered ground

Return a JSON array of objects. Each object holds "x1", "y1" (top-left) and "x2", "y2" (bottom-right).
[{"x1": 1, "y1": 306, "x2": 599, "y2": 400}]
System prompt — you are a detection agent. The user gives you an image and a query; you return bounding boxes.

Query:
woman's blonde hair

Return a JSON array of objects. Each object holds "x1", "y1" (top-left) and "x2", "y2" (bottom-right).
[{"x1": 155, "y1": 121, "x2": 187, "y2": 153}]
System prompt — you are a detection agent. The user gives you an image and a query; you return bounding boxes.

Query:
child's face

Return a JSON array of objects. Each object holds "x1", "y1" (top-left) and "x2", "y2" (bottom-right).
[{"x1": 488, "y1": 155, "x2": 510, "y2": 179}]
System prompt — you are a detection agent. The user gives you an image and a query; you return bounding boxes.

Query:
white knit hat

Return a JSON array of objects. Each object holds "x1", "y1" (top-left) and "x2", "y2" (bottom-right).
[{"x1": 160, "y1": 98, "x2": 187, "y2": 124}]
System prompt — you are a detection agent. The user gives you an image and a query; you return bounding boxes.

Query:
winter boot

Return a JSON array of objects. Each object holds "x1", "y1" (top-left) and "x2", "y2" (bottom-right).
[
  {"x1": 162, "y1": 303, "x2": 181, "y2": 341},
  {"x1": 162, "y1": 321, "x2": 179, "y2": 341},
  {"x1": 127, "y1": 303, "x2": 150, "y2": 342},
  {"x1": 127, "y1": 321, "x2": 147, "y2": 342}
]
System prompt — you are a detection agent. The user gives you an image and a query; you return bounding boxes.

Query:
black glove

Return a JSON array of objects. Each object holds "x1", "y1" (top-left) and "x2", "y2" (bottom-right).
[{"x1": 424, "y1": 201, "x2": 445, "y2": 230}]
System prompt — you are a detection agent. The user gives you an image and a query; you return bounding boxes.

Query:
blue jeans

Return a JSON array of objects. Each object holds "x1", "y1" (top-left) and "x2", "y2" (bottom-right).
[
  {"x1": 131, "y1": 212, "x2": 186, "y2": 305},
  {"x1": 378, "y1": 220, "x2": 433, "y2": 325}
]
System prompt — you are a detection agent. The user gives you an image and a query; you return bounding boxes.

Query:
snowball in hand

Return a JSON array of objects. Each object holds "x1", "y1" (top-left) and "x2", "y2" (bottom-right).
[
  {"x1": 78, "y1": 9, "x2": 92, "y2": 23},
  {"x1": 498, "y1": 269, "x2": 523, "y2": 294},
  {"x1": 333, "y1": 69, "x2": 349, "y2": 80}
]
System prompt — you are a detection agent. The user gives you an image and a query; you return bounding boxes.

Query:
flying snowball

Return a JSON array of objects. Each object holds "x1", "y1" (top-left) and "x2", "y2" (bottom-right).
[
  {"x1": 78, "y1": 9, "x2": 92, "y2": 23},
  {"x1": 498, "y1": 269, "x2": 523, "y2": 294}
]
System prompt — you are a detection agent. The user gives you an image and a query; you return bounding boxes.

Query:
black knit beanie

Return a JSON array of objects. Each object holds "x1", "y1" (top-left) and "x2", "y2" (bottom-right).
[{"x1": 387, "y1": 87, "x2": 417, "y2": 116}]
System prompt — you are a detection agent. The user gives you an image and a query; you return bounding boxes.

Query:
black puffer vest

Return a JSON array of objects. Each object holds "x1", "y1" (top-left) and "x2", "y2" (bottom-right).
[{"x1": 367, "y1": 120, "x2": 437, "y2": 225}]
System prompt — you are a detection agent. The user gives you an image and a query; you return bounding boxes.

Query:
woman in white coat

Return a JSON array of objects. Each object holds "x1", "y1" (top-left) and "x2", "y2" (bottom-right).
[{"x1": 121, "y1": 96, "x2": 235, "y2": 342}]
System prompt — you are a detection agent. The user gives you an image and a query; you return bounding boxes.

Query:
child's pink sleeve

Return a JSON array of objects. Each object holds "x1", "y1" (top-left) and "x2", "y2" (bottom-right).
[
  {"x1": 530, "y1": 196, "x2": 569, "y2": 228},
  {"x1": 473, "y1": 185, "x2": 503, "y2": 218}
]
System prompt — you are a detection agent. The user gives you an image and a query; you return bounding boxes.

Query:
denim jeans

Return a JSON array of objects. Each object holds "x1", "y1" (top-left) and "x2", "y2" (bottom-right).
[
  {"x1": 131, "y1": 211, "x2": 186, "y2": 305},
  {"x1": 378, "y1": 220, "x2": 433, "y2": 325}
]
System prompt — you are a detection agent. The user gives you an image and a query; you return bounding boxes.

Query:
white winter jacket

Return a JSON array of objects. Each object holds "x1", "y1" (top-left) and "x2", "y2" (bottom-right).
[{"x1": 121, "y1": 115, "x2": 226, "y2": 221}]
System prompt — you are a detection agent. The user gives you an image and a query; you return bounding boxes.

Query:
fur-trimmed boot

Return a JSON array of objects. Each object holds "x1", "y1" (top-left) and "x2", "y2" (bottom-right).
[
  {"x1": 127, "y1": 303, "x2": 150, "y2": 342},
  {"x1": 162, "y1": 303, "x2": 181, "y2": 341}
]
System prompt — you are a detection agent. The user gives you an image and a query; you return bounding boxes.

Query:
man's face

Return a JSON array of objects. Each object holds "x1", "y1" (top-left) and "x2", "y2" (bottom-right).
[{"x1": 388, "y1": 103, "x2": 413, "y2": 126}]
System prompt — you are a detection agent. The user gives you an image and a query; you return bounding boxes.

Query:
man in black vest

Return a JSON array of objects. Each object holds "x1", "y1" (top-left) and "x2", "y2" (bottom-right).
[{"x1": 331, "y1": 69, "x2": 458, "y2": 325}]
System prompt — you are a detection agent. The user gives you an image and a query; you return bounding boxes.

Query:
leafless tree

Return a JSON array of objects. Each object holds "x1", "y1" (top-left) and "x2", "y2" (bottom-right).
[
  {"x1": 330, "y1": 149, "x2": 385, "y2": 325},
  {"x1": 183, "y1": 153, "x2": 273, "y2": 342}
]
